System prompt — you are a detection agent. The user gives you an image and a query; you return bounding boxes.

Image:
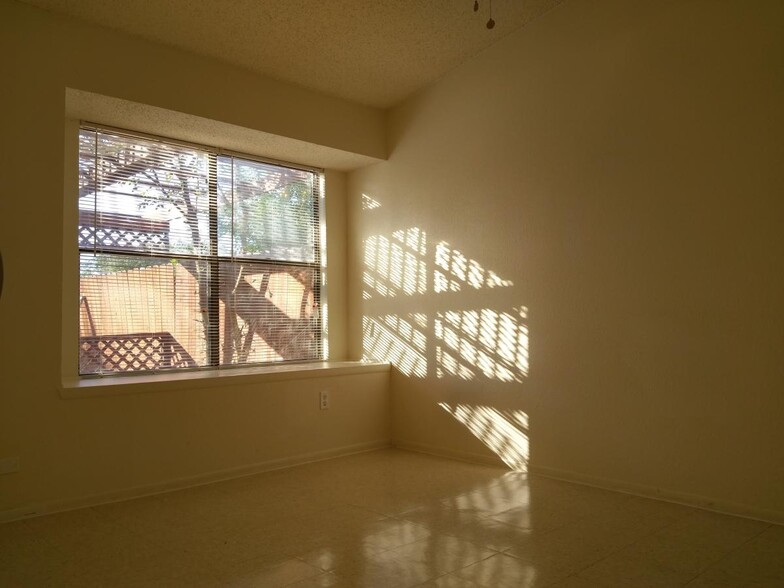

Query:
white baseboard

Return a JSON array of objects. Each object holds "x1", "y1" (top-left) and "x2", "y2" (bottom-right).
[
  {"x1": 531, "y1": 464, "x2": 784, "y2": 526},
  {"x1": 394, "y1": 439, "x2": 784, "y2": 526},
  {"x1": 0, "y1": 439, "x2": 391, "y2": 524}
]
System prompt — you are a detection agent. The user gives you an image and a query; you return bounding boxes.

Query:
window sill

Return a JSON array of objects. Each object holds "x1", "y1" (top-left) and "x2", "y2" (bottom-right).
[{"x1": 59, "y1": 361, "x2": 390, "y2": 399}]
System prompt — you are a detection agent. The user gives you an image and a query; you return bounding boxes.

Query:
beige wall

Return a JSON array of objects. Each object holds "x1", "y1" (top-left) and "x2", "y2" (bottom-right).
[
  {"x1": 2, "y1": 0, "x2": 783, "y2": 523},
  {"x1": 0, "y1": 0, "x2": 389, "y2": 517},
  {"x1": 349, "y1": 0, "x2": 784, "y2": 519}
]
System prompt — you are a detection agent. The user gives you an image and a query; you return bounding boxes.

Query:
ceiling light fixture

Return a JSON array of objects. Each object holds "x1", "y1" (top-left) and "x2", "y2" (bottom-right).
[{"x1": 473, "y1": 0, "x2": 495, "y2": 29}]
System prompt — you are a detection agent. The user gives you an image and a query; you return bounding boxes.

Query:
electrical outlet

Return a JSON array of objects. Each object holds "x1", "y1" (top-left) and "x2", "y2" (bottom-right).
[
  {"x1": 0, "y1": 457, "x2": 20, "y2": 475},
  {"x1": 320, "y1": 390, "x2": 330, "y2": 410}
]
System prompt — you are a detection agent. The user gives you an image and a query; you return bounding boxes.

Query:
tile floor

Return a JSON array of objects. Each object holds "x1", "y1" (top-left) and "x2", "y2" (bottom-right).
[{"x1": 1, "y1": 449, "x2": 782, "y2": 587}]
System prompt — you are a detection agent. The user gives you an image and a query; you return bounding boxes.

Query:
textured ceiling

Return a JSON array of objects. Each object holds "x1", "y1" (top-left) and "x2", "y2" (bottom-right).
[{"x1": 20, "y1": 0, "x2": 563, "y2": 108}]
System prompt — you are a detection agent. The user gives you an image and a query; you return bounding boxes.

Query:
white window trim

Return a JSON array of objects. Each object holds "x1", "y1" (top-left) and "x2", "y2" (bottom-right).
[
  {"x1": 61, "y1": 118, "x2": 339, "y2": 388},
  {"x1": 58, "y1": 360, "x2": 389, "y2": 398}
]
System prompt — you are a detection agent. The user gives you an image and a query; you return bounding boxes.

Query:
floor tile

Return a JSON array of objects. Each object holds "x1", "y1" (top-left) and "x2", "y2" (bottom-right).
[
  {"x1": 694, "y1": 524, "x2": 784, "y2": 586},
  {"x1": 287, "y1": 572, "x2": 348, "y2": 587},
  {"x1": 575, "y1": 548, "x2": 701, "y2": 588},
  {"x1": 385, "y1": 533, "x2": 497, "y2": 575},
  {"x1": 338, "y1": 559, "x2": 438, "y2": 588},
  {"x1": 607, "y1": 510, "x2": 770, "y2": 577},
  {"x1": 420, "y1": 573, "x2": 483, "y2": 587},
  {"x1": 547, "y1": 576, "x2": 610, "y2": 587},
  {"x1": 451, "y1": 552, "x2": 547, "y2": 587},
  {"x1": 297, "y1": 541, "x2": 390, "y2": 573},
  {"x1": 212, "y1": 557, "x2": 323, "y2": 587}
]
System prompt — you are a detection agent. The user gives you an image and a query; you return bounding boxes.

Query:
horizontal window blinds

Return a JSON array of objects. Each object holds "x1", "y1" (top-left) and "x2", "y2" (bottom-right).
[{"x1": 78, "y1": 126, "x2": 322, "y2": 375}]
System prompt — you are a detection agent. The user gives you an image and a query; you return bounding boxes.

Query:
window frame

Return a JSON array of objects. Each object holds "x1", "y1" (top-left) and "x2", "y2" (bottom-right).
[{"x1": 74, "y1": 122, "x2": 327, "y2": 378}]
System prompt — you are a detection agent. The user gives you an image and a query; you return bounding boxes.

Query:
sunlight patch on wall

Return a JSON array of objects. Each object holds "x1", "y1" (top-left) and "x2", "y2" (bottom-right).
[
  {"x1": 439, "y1": 403, "x2": 529, "y2": 472},
  {"x1": 362, "y1": 193, "x2": 382, "y2": 210},
  {"x1": 434, "y1": 241, "x2": 513, "y2": 293},
  {"x1": 363, "y1": 315, "x2": 427, "y2": 377},
  {"x1": 435, "y1": 308, "x2": 528, "y2": 382},
  {"x1": 364, "y1": 228, "x2": 428, "y2": 298},
  {"x1": 435, "y1": 346, "x2": 476, "y2": 380},
  {"x1": 361, "y1": 225, "x2": 528, "y2": 382}
]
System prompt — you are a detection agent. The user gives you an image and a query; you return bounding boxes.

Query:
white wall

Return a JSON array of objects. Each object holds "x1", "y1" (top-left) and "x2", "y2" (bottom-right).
[
  {"x1": 0, "y1": 0, "x2": 389, "y2": 518},
  {"x1": 349, "y1": 0, "x2": 784, "y2": 520}
]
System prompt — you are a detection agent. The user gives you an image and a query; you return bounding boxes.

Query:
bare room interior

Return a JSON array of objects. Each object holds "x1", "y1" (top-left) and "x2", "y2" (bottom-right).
[{"x1": 0, "y1": 0, "x2": 782, "y2": 586}]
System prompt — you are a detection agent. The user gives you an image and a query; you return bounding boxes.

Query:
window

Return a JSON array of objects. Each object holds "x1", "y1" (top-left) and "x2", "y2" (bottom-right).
[{"x1": 78, "y1": 125, "x2": 323, "y2": 375}]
